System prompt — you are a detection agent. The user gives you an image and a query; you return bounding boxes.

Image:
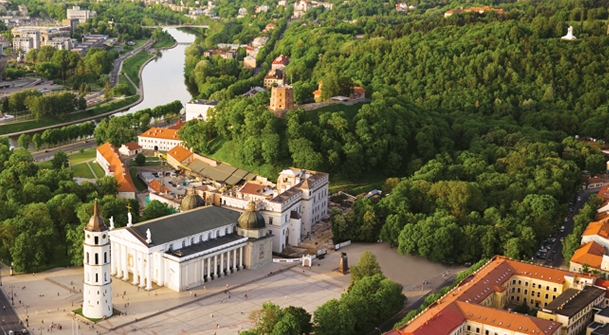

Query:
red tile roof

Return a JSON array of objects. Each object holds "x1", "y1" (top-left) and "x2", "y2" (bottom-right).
[
  {"x1": 167, "y1": 145, "x2": 192, "y2": 163},
  {"x1": 272, "y1": 54, "x2": 290, "y2": 65},
  {"x1": 148, "y1": 179, "x2": 169, "y2": 193},
  {"x1": 138, "y1": 128, "x2": 180, "y2": 141},
  {"x1": 398, "y1": 256, "x2": 589, "y2": 335},
  {"x1": 239, "y1": 182, "x2": 266, "y2": 195},
  {"x1": 598, "y1": 185, "x2": 609, "y2": 199},
  {"x1": 168, "y1": 120, "x2": 186, "y2": 130},
  {"x1": 583, "y1": 221, "x2": 609, "y2": 239},
  {"x1": 97, "y1": 142, "x2": 136, "y2": 193},
  {"x1": 570, "y1": 241, "x2": 605, "y2": 269},
  {"x1": 595, "y1": 279, "x2": 609, "y2": 298},
  {"x1": 123, "y1": 141, "x2": 141, "y2": 151}
]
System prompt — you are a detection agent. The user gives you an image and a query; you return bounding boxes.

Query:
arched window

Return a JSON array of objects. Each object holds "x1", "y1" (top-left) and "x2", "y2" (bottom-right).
[
  {"x1": 86, "y1": 252, "x2": 89, "y2": 264},
  {"x1": 104, "y1": 252, "x2": 107, "y2": 263},
  {"x1": 95, "y1": 253, "x2": 99, "y2": 265},
  {"x1": 94, "y1": 236, "x2": 99, "y2": 245},
  {"x1": 191, "y1": 237, "x2": 194, "y2": 245},
  {"x1": 199, "y1": 235, "x2": 202, "y2": 242},
  {"x1": 225, "y1": 228, "x2": 228, "y2": 235},
  {"x1": 182, "y1": 240, "x2": 186, "y2": 248},
  {"x1": 95, "y1": 273, "x2": 98, "y2": 282}
]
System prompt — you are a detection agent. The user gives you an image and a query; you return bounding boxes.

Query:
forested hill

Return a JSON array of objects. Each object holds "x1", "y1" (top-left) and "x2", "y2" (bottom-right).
[{"x1": 178, "y1": 0, "x2": 609, "y2": 263}]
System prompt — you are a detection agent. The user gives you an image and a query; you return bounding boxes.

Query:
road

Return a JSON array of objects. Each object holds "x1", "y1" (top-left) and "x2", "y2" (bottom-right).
[
  {"x1": 32, "y1": 140, "x2": 97, "y2": 163},
  {"x1": 0, "y1": 268, "x2": 24, "y2": 335},
  {"x1": 536, "y1": 187, "x2": 597, "y2": 268},
  {"x1": 2, "y1": 39, "x2": 157, "y2": 139}
]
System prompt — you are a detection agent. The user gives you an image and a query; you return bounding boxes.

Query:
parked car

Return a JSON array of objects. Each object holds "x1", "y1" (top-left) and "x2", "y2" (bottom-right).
[
  {"x1": 552, "y1": 248, "x2": 557, "y2": 254},
  {"x1": 547, "y1": 256, "x2": 553, "y2": 262}
]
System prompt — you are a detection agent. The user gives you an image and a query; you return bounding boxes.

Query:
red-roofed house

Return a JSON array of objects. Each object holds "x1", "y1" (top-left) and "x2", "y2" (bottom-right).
[
  {"x1": 570, "y1": 241, "x2": 607, "y2": 273},
  {"x1": 167, "y1": 145, "x2": 194, "y2": 169},
  {"x1": 148, "y1": 179, "x2": 169, "y2": 194},
  {"x1": 118, "y1": 142, "x2": 142, "y2": 156},
  {"x1": 271, "y1": 54, "x2": 290, "y2": 70},
  {"x1": 96, "y1": 142, "x2": 136, "y2": 199},
  {"x1": 351, "y1": 86, "x2": 366, "y2": 99},
  {"x1": 582, "y1": 221, "x2": 609, "y2": 249},
  {"x1": 265, "y1": 23, "x2": 276, "y2": 31}
]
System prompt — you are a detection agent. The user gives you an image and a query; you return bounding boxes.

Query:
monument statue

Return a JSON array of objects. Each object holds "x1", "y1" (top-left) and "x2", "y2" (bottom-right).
[
  {"x1": 562, "y1": 26, "x2": 576, "y2": 40},
  {"x1": 109, "y1": 216, "x2": 114, "y2": 230},
  {"x1": 146, "y1": 228, "x2": 152, "y2": 244}
]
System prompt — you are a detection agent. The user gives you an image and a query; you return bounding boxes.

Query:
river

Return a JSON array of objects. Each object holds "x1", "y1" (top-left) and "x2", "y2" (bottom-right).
[{"x1": 120, "y1": 28, "x2": 197, "y2": 115}]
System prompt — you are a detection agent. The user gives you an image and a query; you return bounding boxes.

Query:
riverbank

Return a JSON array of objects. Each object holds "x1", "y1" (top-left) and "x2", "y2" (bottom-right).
[{"x1": 0, "y1": 39, "x2": 158, "y2": 138}]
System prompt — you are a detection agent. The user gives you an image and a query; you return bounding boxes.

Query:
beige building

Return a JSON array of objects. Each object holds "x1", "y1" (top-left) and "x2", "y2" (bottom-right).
[
  {"x1": 219, "y1": 168, "x2": 329, "y2": 254},
  {"x1": 243, "y1": 55, "x2": 257, "y2": 69},
  {"x1": 538, "y1": 286, "x2": 605, "y2": 335},
  {"x1": 269, "y1": 85, "x2": 294, "y2": 116},
  {"x1": 137, "y1": 127, "x2": 183, "y2": 151},
  {"x1": 67, "y1": 6, "x2": 95, "y2": 23}
]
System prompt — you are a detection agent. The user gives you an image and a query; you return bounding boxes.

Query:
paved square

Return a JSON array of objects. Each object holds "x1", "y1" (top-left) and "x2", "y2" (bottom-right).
[{"x1": 2, "y1": 242, "x2": 460, "y2": 335}]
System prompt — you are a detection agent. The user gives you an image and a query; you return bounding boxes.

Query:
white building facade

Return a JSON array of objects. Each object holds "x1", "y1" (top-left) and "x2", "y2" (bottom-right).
[
  {"x1": 82, "y1": 200, "x2": 113, "y2": 319},
  {"x1": 108, "y1": 206, "x2": 250, "y2": 292},
  {"x1": 67, "y1": 6, "x2": 95, "y2": 23},
  {"x1": 137, "y1": 128, "x2": 183, "y2": 151},
  {"x1": 185, "y1": 100, "x2": 218, "y2": 122}
]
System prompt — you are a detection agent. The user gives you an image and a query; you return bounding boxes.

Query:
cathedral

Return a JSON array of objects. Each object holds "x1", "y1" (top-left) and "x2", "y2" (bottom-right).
[{"x1": 85, "y1": 190, "x2": 273, "y2": 297}]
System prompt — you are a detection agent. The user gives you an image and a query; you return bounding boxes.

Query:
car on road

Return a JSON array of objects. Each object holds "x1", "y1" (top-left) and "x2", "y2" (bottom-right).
[
  {"x1": 552, "y1": 247, "x2": 557, "y2": 253},
  {"x1": 560, "y1": 226, "x2": 565, "y2": 233},
  {"x1": 547, "y1": 256, "x2": 553, "y2": 262},
  {"x1": 577, "y1": 195, "x2": 582, "y2": 202}
]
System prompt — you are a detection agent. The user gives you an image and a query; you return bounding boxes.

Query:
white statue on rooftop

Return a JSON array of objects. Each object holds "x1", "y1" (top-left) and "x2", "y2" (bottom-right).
[
  {"x1": 109, "y1": 216, "x2": 114, "y2": 230},
  {"x1": 562, "y1": 26, "x2": 576, "y2": 40},
  {"x1": 146, "y1": 229, "x2": 152, "y2": 244}
]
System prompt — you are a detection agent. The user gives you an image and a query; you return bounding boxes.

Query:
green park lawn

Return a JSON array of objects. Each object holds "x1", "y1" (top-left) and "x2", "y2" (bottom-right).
[
  {"x1": 123, "y1": 50, "x2": 153, "y2": 87},
  {"x1": 119, "y1": 74, "x2": 137, "y2": 96},
  {"x1": 90, "y1": 162, "x2": 105, "y2": 178},
  {"x1": 69, "y1": 149, "x2": 97, "y2": 165},
  {"x1": 71, "y1": 163, "x2": 94, "y2": 179},
  {"x1": 37, "y1": 160, "x2": 53, "y2": 169}
]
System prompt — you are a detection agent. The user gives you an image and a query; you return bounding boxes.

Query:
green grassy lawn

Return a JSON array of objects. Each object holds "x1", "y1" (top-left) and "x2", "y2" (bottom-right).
[
  {"x1": 130, "y1": 167, "x2": 147, "y2": 191},
  {"x1": 37, "y1": 160, "x2": 53, "y2": 169},
  {"x1": 123, "y1": 50, "x2": 153, "y2": 88},
  {"x1": 119, "y1": 74, "x2": 136, "y2": 96},
  {"x1": 143, "y1": 161, "x2": 161, "y2": 166},
  {"x1": 90, "y1": 162, "x2": 105, "y2": 178},
  {"x1": 71, "y1": 163, "x2": 94, "y2": 178},
  {"x1": 208, "y1": 136, "x2": 284, "y2": 180},
  {"x1": 0, "y1": 96, "x2": 139, "y2": 135},
  {"x1": 69, "y1": 149, "x2": 96, "y2": 164}
]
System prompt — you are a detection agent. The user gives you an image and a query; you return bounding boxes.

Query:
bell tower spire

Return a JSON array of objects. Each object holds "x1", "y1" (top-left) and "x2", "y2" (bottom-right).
[{"x1": 82, "y1": 199, "x2": 113, "y2": 319}]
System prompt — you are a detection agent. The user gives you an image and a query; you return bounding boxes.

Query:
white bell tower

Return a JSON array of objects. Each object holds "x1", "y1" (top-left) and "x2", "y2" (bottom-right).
[{"x1": 83, "y1": 199, "x2": 113, "y2": 319}]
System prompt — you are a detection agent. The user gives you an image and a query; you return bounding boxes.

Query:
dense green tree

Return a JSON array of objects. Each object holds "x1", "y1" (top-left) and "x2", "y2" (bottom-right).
[
  {"x1": 142, "y1": 200, "x2": 173, "y2": 221},
  {"x1": 17, "y1": 133, "x2": 31, "y2": 150},
  {"x1": 350, "y1": 251, "x2": 382, "y2": 288},
  {"x1": 51, "y1": 151, "x2": 69, "y2": 170}
]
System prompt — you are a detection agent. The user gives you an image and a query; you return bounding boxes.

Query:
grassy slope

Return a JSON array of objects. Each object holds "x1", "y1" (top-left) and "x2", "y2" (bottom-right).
[
  {"x1": 123, "y1": 50, "x2": 153, "y2": 87},
  {"x1": 130, "y1": 167, "x2": 147, "y2": 191}
]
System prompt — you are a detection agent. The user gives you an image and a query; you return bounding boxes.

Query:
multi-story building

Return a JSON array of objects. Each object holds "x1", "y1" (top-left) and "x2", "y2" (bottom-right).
[
  {"x1": 67, "y1": 6, "x2": 96, "y2": 23},
  {"x1": 13, "y1": 36, "x2": 34, "y2": 53},
  {"x1": 45, "y1": 37, "x2": 73, "y2": 50},
  {"x1": 388, "y1": 256, "x2": 600, "y2": 335},
  {"x1": 220, "y1": 168, "x2": 329, "y2": 253},
  {"x1": 538, "y1": 286, "x2": 605, "y2": 335},
  {"x1": 96, "y1": 143, "x2": 136, "y2": 199},
  {"x1": 137, "y1": 128, "x2": 183, "y2": 151},
  {"x1": 264, "y1": 68, "x2": 285, "y2": 88},
  {"x1": 12, "y1": 26, "x2": 72, "y2": 51}
]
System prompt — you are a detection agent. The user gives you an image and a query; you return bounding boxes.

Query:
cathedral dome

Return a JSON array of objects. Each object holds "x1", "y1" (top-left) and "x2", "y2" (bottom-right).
[
  {"x1": 238, "y1": 201, "x2": 266, "y2": 230},
  {"x1": 181, "y1": 187, "x2": 204, "y2": 212},
  {"x1": 86, "y1": 199, "x2": 108, "y2": 232}
]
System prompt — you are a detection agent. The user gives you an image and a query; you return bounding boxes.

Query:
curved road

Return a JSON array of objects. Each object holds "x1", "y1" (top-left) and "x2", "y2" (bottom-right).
[{"x1": 1, "y1": 39, "x2": 157, "y2": 139}]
